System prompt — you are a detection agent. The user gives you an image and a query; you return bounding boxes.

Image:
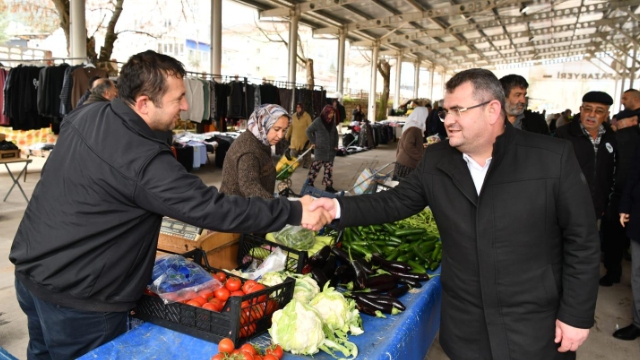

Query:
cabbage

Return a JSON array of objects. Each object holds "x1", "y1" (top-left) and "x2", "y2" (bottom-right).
[
  {"x1": 290, "y1": 274, "x2": 320, "y2": 304},
  {"x1": 310, "y1": 283, "x2": 364, "y2": 336},
  {"x1": 269, "y1": 299, "x2": 326, "y2": 355},
  {"x1": 259, "y1": 271, "x2": 288, "y2": 287},
  {"x1": 269, "y1": 299, "x2": 358, "y2": 359}
]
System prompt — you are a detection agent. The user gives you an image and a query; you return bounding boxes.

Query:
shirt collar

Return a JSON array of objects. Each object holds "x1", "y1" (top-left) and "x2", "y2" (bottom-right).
[{"x1": 462, "y1": 153, "x2": 492, "y2": 169}]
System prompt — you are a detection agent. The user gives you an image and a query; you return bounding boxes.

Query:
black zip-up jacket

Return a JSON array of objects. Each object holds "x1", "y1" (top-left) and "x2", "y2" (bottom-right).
[
  {"x1": 10, "y1": 98, "x2": 302, "y2": 312},
  {"x1": 555, "y1": 119, "x2": 616, "y2": 217}
]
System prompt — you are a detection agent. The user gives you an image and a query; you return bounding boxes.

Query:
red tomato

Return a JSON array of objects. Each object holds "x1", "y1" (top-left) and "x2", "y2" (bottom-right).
[
  {"x1": 239, "y1": 343, "x2": 258, "y2": 355},
  {"x1": 215, "y1": 271, "x2": 227, "y2": 282},
  {"x1": 186, "y1": 300, "x2": 202, "y2": 307},
  {"x1": 263, "y1": 355, "x2": 278, "y2": 360},
  {"x1": 241, "y1": 280, "x2": 259, "y2": 294},
  {"x1": 244, "y1": 283, "x2": 267, "y2": 304},
  {"x1": 218, "y1": 338, "x2": 235, "y2": 353},
  {"x1": 208, "y1": 298, "x2": 225, "y2": 312},
  {"x1": 198, "y1": 289, "x2": 214, "y2": 300},
  {"x1": 191, "y1": 296, "x2": 208, "y2": 306},
  {"x1": 237, "y1": 352, "x2": 254, "y2": 360},
  {"x1": 225, "y1": 277, "x2": 242, "y2": 292},
  {"x1": 239, "y1": 323, "x2": 257, "y2": 338},
  {"x1": 265, "y1": 344, "x2": 283, "y2": 359},
  {"x1": 202, "y1": 302, "x2": 218, "y2": 312},
  {"x1": 265, "y1": 300, "x2": 279, "y2": 316},
  {"x1": 210, "y1": 354, "x2": 224, "y2": 360},
  {"x1": 214, "y1": 287, "x2": 230, "y2": 301},
  {"x1": 254, "y1": 355, "x2": 263, "y2": 360}
]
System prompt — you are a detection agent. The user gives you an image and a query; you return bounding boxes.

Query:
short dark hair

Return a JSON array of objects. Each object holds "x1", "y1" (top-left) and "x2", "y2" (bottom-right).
[
  {"x1": 499, "y1": 74, "x2": 529, "y2": 98},
  {"x1": 446, "y1": 68, "x2": 505, "y2": 111},
  {"x1": 295, "y1": 102, "x2": 304, "y2": 109},
  {"x1": 624, "y1": 89, "x2": 638, "y2": 93},
  {"x1": 91, "y1": 78, "x2": 114, "y2": 97},
  {"x1": 117, "y1": 50, "x2": 186, "y2": 107}
]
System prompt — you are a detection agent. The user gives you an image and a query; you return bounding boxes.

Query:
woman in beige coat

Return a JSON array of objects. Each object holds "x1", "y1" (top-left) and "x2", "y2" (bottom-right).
[{"x1": 285, "y1": 102, "x2": 313, "y2": 168}]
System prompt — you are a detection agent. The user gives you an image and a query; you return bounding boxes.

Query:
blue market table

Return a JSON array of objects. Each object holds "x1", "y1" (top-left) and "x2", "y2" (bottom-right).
[{"x1": 80, "y1": 276, "x2": 441, "y2": 360}]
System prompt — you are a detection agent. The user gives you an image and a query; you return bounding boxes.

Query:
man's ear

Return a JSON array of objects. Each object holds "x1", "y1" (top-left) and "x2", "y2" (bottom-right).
[
  {"x1": 134, "y1": 96, "x2": 151, "y2": 115},
  {"x1": 487, "y1": 100, "x2": 502, "y2": 125}
]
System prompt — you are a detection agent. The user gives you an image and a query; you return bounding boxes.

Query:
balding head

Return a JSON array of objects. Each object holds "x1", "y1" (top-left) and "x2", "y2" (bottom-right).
[
  {"x1": 91, "y1": 78, "x2": 118, "y2": 100},
  {"x1": 622, "y1": 89, "x2": 640, "y2": 111}
]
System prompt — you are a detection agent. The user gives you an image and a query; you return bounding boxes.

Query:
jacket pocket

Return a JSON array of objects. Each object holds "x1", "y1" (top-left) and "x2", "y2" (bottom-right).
[{"x1": 541, "y1": 265, "x2": 559, "y2": 305}]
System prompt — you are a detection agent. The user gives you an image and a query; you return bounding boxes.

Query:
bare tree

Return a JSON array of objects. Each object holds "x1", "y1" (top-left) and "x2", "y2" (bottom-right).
[
  {"x1": 254, "y1": 20, "x2": 315, "y2": 89},
  {"x1": 377, "y1": 59, "x2": 391, "y2": 121}
]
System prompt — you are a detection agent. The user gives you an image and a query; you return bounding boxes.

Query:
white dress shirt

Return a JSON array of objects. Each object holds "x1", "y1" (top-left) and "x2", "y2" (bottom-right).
[{"x1": 462, "y1": 154, "x2": 492, "y2": 195}]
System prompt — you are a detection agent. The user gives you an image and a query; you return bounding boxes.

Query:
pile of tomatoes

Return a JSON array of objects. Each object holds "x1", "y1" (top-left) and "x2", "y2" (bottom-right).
[
  {"x1": 186, "y1": 272, "x2": 279, "y2": 338},
  {"x1": 211, "y1": 338, "x2": 284, "y2": 360}
]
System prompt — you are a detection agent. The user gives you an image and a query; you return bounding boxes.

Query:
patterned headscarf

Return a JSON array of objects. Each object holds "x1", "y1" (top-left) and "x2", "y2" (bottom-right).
[
  {"x1": 320, "y1": 105, "x2": 336, "y2": 131},
  {"x1": 247, "y1": 104, "x2": 290, "y2": 146}
]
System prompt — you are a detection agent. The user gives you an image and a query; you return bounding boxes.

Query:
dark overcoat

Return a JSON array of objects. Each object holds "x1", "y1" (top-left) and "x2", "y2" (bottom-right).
[{"x1": 337, "y1": 122, "x2": 600, "y2": 360}]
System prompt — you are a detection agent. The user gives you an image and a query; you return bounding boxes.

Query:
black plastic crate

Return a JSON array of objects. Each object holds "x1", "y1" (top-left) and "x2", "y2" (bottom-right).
[
  {"x1": 132, "y1": 250, "x2": 295, "y2": 347},
  {"x1": 237, "y1": 233, "x2": 309, "y2": 273}
]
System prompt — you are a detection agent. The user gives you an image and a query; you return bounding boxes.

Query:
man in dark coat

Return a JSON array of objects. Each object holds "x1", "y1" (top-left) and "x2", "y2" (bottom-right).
[
  {"x1": 308, "y1": 68, "x2": 599, "y2": 359},
  {"x1": 601, "y1": 109, "x2": 639, "y2": 286},
  {"x1": 499, "y1": 74, "x2": 549, "y2": 135},
  {"x1": 555, "y1": 91, "x2": 617, "y2": 220}
]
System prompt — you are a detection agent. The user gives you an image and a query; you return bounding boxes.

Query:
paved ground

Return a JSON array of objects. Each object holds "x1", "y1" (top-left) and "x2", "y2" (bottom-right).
[{"x1": 0, "y1": 141, "x2": 639, "y2": 359}]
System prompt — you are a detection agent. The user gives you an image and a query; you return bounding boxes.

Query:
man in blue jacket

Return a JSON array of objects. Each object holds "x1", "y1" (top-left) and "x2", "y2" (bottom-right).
[{"x1": 9, "y1": 50, "x2": 328, "y2": 359}]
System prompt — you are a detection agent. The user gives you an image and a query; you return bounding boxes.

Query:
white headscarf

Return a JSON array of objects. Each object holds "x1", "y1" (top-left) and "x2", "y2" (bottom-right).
[
  {"x1": 404, "y1": 106, "x2": 429, "y2": 133},
  {"x1": 247, "y1": 104, "x2": 290, "y2": 146}
]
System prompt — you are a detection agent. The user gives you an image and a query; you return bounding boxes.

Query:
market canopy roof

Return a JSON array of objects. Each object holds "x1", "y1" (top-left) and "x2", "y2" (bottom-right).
[{"x1": 238, "y1": 0, "x2": 640, "y2": 71}]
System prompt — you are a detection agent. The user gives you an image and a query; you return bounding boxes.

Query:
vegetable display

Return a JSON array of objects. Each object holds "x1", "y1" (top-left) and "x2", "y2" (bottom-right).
[{"x1": 340, "y1": 208, "x2": 442, "y2": 272}]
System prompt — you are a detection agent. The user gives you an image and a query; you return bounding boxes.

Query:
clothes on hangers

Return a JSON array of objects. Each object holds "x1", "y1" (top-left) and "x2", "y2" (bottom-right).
[
  {"x1": 0, "y1": 68, "x2": 9, "y2": 126},
  {"x1": 70, "y1": 67, "x2": 108, "y2": 110}
]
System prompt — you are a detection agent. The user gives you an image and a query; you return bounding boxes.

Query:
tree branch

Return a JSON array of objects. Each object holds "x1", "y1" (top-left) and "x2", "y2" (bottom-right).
[{"x1": 115, "y1": 30, "x2": 159, "y2": 39}]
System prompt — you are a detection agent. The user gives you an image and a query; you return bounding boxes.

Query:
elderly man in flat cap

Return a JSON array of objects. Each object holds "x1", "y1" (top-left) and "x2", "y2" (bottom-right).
[{"x1": 555, "y1": 91, "x2": 617, "y2": 228}]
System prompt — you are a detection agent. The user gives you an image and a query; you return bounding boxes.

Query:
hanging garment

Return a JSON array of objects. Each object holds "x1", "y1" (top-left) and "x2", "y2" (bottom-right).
[
  {"x1": 0, "y1": 69, "x2": 9, "y2": 126},
  {"x1": 227, "y1": 81, "x2": 245, "y2": 119},
  {"x1": 279, "y1": 88, "x2": 293, "y2": 113},
  {"x1": 70, "y1": 67, "x2": 108, "y2": 110},
  {"x1": 259, "y1": 83, "x2": 280, "y2": 105}
]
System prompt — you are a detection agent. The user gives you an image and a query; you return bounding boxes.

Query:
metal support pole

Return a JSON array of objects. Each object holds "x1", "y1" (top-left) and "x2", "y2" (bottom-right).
[
  {"x1": 337, "y1": 30, "x2": 346, "y2": 96},
  {"x1": 368, "y1": 44, "x2": 380, "y2": 121},
  {"x1": 210, "y1": 0, "x2": 222, "y2": 75},
  {"x1": 620, "y1": 74, "x2": 628, "y2": 111},
  {"x1": 630, "y1": 46, "x2": 637, "y2": 90},
  {"x1": 441, "y1": 70, "x2": 446, "y2": 100},
  {"x1": 288, "y1": 12, "x2": 299, "y2": 86},
  {"x1": 287, "y1": 12, "x2": 299, "y2": 113},
  {"x1": 70, "y1": 0, "x2": 86, "y2": 64},
  {"x1": 393, "y1": 54, "x2": 402, "y2": 109},
  {"x1": 413, "y1": 61, "x2": 420, "y2": 99},
  {"x1": 429, "y1": 65, "x2": 435, "y2": 101}
]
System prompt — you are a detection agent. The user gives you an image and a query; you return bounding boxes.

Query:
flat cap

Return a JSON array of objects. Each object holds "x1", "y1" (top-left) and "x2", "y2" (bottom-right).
[
  {"x1": 582, "y1": 91, "x2": 613, "y2": 106},
  {"x1": 615, "y1": 109, "x2": 640, "y2": 120}
]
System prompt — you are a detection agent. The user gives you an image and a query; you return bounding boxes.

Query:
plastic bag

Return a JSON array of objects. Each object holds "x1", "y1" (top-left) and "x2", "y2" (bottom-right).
[
  {"x1": 244, "y1": 247, "x2": 288, "y2": 280},
  {"x1": 274, "y1": 225, "x2": 316, "y2": 250},
  {"x1": 148, "y1": 255, "x2": 223, "y2": 304}
]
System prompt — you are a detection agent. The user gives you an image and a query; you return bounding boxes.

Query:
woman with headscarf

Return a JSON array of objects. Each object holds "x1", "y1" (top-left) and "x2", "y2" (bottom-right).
[
  {"x1": 220, "y1": 104, "x2": 290, "y2": 198},
  {"x1": 306, "y1": 105, "x2": 340, "y2": 193},
  {"x1": 394, "y1": 106, "x2": 429, "y2": 180}
]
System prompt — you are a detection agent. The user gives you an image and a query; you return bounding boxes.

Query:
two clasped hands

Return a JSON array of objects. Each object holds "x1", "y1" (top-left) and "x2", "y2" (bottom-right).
[{"x1": 297, "y1": 195, "x2": 338, "y2": 231}]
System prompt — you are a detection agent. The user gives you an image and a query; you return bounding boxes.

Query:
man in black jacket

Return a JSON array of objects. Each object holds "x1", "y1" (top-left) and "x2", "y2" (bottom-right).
[
  {"x1": 601, "y1": 109, "x2": 639, "y2": 286},
  {"x1": 555, "y1": 91, "x2": 617, "y2": 220},
  {"x1": 311, "y1": 69, "x2": 599, "y2": 359},
  {"x1": 9, "y1": 50, "x2": 328, "y2": 360},
  {"x1": 499, "y1": 74, "x2": 550, "y2": 135}
]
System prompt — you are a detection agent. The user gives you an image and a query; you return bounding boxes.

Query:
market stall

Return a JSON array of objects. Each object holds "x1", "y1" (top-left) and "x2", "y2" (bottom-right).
[{"x1": 80, "y1": 275, "x2": 441, "y2": 360}]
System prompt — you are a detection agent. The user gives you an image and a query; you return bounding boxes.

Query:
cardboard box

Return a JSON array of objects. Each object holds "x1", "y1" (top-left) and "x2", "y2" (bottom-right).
[
  {"x1": 0, "y1": 149, "x2": 20, "y2": 160},
  {"x1": 0, "y1": 133, "x2": 5, "y2": 141},
  {"x1": 157, "y1": 217, "x2": 240, "y2": 270}
]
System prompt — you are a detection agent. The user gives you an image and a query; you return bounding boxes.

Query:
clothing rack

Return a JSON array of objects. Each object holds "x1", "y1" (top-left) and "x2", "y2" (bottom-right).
[{"x1": 252, "y1": 78, "x2": 323, "y2": 92}]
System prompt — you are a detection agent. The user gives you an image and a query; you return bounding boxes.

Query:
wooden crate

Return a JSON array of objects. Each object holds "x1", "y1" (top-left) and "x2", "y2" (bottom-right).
[
  {"x1": 0, "y1": 149, "x2": 20, "y2": 160},
  {"x1": 158, "y1": 230, "x2": 240, "y2": 270}
]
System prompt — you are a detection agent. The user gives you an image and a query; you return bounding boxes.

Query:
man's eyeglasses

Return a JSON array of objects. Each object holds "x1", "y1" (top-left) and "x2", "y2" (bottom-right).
[
  {"x1": 581, "y1": 106, "x2": 607, "y2": 117},
  {"x1": 438, "y1": 100, "x2": 492, "y2": 122}
]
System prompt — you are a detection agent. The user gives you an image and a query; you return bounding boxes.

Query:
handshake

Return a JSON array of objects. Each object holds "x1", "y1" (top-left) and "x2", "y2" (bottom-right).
[{"x1": 298, "y1": 195, "x2": 338, "y2": 231}]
